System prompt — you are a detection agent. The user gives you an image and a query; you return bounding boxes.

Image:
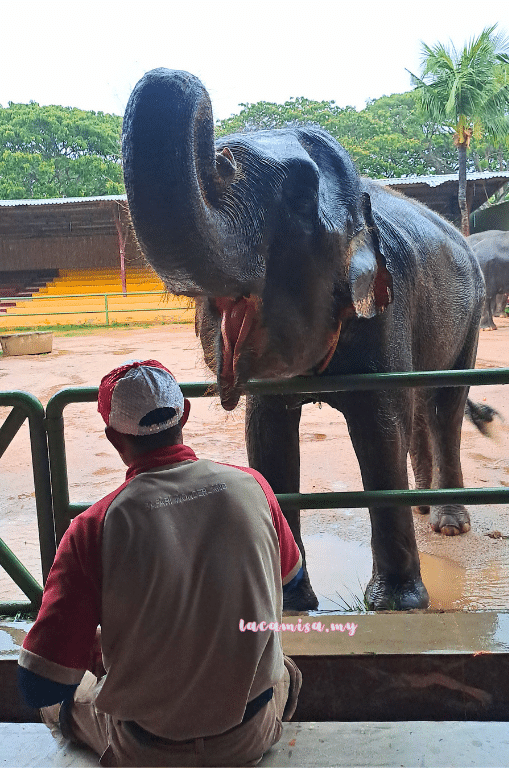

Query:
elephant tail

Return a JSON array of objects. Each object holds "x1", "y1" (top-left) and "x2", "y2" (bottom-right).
[{"x1": 464, "y1": 399, "x2": 503, "y2": 437}]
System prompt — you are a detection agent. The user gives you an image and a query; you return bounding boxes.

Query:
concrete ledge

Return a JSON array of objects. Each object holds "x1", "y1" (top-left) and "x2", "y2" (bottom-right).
[
  {"x1": 0, "y1": 331, "x2": 53, "y2": 355},
  {"x1": 4, "y1": 613, "x2": 509, "y2": 723},
  {"x1": 3, "y1": 721, "x2": 509, "y2": 767},
  {"x1": 285, "y1": 611, "x2": 509, "y2": 721},
  {"x1": 291, "y1": 652, "x2": 509, "y2": 721},
  {"x1": 4, "y1": 652, "x2": 509, "y2": 724}
]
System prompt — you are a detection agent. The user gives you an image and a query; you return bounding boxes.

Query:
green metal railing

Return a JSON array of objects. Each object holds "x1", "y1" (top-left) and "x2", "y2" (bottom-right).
[
  {"x1": 46, "y1": 368, "x2": 509, "y2": 540},
  {"x1": 0, "y1": 291, "x2": 193, "y2": 327},
  {"x1": 2, "y1": 367, "x2": 509, "y2": 615},
  {"x1": 0, "y1": 392, "x2": 54, "y2": 613}
]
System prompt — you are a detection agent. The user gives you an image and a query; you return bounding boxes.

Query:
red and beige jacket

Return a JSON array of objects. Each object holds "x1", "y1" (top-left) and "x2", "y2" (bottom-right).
[{"x1": 19, "y1": 444, "x2": 302, "y2": 740}]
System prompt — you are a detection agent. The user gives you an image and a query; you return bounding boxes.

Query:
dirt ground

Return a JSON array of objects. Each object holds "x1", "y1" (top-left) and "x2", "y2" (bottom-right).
[{"x1": 1, "y1": 319, "x2": 509, "y2": 610}]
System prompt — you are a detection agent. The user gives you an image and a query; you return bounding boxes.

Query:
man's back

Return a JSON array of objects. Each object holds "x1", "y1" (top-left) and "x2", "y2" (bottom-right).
[{"x1": 97, "y1": 456, "x2": 285, "y2": 739}]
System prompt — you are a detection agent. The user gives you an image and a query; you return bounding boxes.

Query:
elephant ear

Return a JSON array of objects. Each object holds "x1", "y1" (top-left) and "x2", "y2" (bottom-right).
[{"x1": 348, "y1": 192, "x2": 393, "y2": 319}]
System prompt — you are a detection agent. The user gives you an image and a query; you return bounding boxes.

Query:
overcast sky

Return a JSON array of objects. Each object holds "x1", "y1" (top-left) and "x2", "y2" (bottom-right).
[{"x1": 1, "y1": 0, "x2": 508, "y2": 121}]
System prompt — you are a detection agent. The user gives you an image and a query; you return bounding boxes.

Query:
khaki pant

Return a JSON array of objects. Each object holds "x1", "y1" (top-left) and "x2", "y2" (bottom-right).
[{"x1": 41, "y1": 655, "x2": 301, "y2": 767}]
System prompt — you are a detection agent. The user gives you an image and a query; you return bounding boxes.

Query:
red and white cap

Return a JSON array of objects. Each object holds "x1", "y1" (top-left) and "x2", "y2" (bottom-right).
[{"x1": 98, "y1": 359, "x2": 185, "y2": 435}]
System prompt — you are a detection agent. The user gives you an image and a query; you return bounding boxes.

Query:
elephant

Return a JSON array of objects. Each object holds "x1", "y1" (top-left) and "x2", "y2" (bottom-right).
[
  {"x1": 467, "y1": 231, "x2": 509, "y2": 330},
  {"x1": 122, "y1": 69, "x2": 485, "y2": 611}
]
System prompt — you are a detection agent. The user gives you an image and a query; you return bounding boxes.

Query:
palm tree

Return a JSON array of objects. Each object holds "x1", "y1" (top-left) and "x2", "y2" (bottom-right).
[{"x1": 408, "y1": 24, "x2": 509, "y2": 235}]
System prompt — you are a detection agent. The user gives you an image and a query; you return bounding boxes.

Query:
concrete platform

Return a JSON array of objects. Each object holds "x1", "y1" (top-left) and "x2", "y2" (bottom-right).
[
  {"x1": 2, "y1": 721, "x2": 509, "y2": 767},
  {"x1": 4, "y1": 615, "x2": 509, "y2": 765},
  {"x1": 4, "y1": 613, "x2": 509, "y2": 722}
]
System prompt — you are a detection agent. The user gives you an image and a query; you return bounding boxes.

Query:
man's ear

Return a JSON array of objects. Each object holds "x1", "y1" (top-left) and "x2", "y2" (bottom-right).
[
  {"x1": 105, "y1": 426, "x2": 128, "y2": 453},
  {"x1": 180, "y1": 398, "x2": 191, "y2": 428},
  {"x1": 348, "y1": 192, "x2": 393, "y2": 319}
]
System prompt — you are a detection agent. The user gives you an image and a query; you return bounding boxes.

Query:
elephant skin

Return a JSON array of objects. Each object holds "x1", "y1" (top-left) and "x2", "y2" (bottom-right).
[
  {"x1": 122, "y1": 69, "x2": 485, "y2": 611},
  {"x1": 467, "y1": 231, "x2": 509, "y2": 329}
]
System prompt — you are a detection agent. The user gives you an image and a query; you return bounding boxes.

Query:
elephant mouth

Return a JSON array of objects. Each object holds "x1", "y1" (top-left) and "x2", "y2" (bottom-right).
[
  {"x1": 216, "y1": 295, "x2": 263, "y2": 410},
  {"x1": 215, "y1": 295, "x2": 343, "y2": 410}
]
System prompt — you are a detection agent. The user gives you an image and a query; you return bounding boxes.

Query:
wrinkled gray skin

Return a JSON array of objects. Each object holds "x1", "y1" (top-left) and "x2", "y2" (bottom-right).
[
  {"x1": 467, "y1": 231, "x2": 509, "y2": 329},
  {"x1": 122, "y1": 69, "x2": 485, "y2": 611}
]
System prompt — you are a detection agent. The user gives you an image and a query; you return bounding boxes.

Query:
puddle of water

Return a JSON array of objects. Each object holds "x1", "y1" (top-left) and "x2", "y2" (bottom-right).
[
  {"x1": 0, "y1": 622, "x2": 32, "y2": 657},
  {"x1": 304, "y1": 533, "x2": 509, "y2": 611},
  {"x1": 304, "y1": 535, "x2": 371, "y2": 611},
  {"x1": 0, "y1": 630, "x2": 17, "y2": 655},
  {"x1": 462, "y1": 561, "x2": 509, "y2": 611},
  {"x1": 419, "y1": 553, "x2": 465, "y2": 610}
]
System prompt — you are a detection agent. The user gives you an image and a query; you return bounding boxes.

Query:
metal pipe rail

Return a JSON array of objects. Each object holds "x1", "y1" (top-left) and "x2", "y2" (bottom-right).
[
  {"x1": 1, "y1": 291, "x2": 167, "y2": 300},
  {"x1": 0, "y1": 290, "x2": 190, "y2": 326},
  {"x1": 45, "y1": 368, "x2": 509, "y2": 543}
]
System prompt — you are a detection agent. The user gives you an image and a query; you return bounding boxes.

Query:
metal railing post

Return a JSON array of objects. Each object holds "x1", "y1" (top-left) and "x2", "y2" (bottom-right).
[
  {"x1": 0, "y1": 407, "x2": 27, "y2": 458},
  {"x1": 0, "y1": 394, "x2": 55, "y2": 581},
  {"x1": 105, "y1": 294, "x2": 109, "y2": 326},
  {"x1": 46, "y1": 388, "x2": 99, "y2": 543},
  {"x1": 45, "y1": 413, "x2": 72, "y2": 545},
  {"x1": 0, "y1": 392, "x2": 54, "y2": 609},
  {"x1": 28, "y1": 407, "x2": 56, "y2": 583}
]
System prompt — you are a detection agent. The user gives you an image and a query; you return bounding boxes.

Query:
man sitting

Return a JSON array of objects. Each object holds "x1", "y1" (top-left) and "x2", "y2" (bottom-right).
[{"x1": 18, "y1": 359, "x2": 303, "y2": 766}]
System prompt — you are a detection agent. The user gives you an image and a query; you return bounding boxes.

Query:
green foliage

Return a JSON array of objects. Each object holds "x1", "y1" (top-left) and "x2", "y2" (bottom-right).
[
  {"x1": 216, "y1": 96, "x2": 354, "y2": 135},
  {"x1": 215, "y1": 90, "x2": 506, "y2": 179},
  {"x1": 0, "y1": 102, "x2": 123, "y2": 199},
  {"x1": 343, "y1": 92, "x2": 441, "y2": 177},
  {"x1": 2, "y1": 71, "x2": 508, "y2": 202}
]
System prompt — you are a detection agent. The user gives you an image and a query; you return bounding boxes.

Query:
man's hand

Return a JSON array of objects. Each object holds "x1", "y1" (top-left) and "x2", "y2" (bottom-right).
[{"x1": 88, "y1": 627, "x2": 106, "y2": 679}]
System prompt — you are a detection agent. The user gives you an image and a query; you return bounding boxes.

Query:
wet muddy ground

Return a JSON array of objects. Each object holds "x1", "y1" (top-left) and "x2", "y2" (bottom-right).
[{"x1": 1, "y1": 319, "x2": 508, "y2": 610}]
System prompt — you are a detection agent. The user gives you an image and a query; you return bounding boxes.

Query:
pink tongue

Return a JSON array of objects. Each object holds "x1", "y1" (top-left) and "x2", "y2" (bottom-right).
[{"x1": 218, "y1": 297, "x2": 256, "y2": 408}]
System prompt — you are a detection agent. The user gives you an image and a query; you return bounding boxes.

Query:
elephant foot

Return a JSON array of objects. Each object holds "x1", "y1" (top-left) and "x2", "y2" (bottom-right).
[
  {"x1": 413, "y1": 505, "x2": 430, "y2": 515},
  {"x1": 430, "y1": 504, "x2": 471, "y2": 535},
  {"x1": 283, "y1": 569, "x2": 319, "y2": 611},
  {"x1": 365, "y1": 574, "x2": 429, "y2": 610}
]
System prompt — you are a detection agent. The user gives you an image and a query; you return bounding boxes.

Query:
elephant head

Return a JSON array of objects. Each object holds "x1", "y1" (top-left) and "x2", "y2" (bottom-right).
[{"x1": 122, "y1": 69, "x2": 393, "y2": 409}]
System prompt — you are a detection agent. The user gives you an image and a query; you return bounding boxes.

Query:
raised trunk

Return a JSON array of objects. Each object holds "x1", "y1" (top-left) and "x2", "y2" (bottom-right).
[
  {"x1": 122, "y1": 69, "x2": 264, "y2": 297},
  {"x1": 457, "y1": 143, "x2": 470, "y2": 237}
]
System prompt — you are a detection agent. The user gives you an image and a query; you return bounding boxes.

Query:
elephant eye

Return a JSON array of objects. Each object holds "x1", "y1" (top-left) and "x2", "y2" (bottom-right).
[{"x1": 286, "y1": 187, "x2": 318, "y2": 215}]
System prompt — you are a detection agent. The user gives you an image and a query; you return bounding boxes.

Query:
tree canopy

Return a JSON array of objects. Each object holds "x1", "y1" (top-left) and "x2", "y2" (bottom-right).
[
  {"x1": 0, "y1": 77, "x2": 508, "y2": 202},
  {"x1": 0, "y1": 102, "x2": 124, "y2": 199},
  {"x1": 215, "y1": 93, "x2": 434, "y2": 177},
  {"x1": 216, "y1": 89, "x2": 509, "y2": 181}
]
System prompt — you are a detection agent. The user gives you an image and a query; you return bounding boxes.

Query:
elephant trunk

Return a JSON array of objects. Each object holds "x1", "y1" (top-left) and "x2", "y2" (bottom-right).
[{"x1": 122, "y1": 68, "x2": 264, "y2": 297}]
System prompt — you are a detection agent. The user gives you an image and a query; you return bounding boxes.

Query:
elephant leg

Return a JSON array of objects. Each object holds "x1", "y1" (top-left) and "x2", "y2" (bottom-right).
[
  {"x1": 495, "y1": 293, "x2": 508, "y2": 317},
  {"x1": 481, "y1": 296, "x2": 497, "y2": 330},
  {"x1": 409, "y1": 392, "x2": 433, "y2": 515},
  {"x1": 245, "y1": 394, "x2": 318, "y2": 611},
  {"x1": 427, "y1": 384, "x2": 471, "y2": 535},
  {"x1": 342, "y1": 390, "x2": 428, "y2": 610}
]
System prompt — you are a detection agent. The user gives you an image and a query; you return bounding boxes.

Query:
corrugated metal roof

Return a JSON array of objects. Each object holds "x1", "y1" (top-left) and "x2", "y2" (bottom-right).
[
  {"x1": 0, "y1": 194, "x2": 127, "y2": 208},
  {"x1": 375, "y1": 171, "x2": 509, "y2": 188},
  {"x1": 2, "y1": 173, "x2": 509, "y2": 204}
]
